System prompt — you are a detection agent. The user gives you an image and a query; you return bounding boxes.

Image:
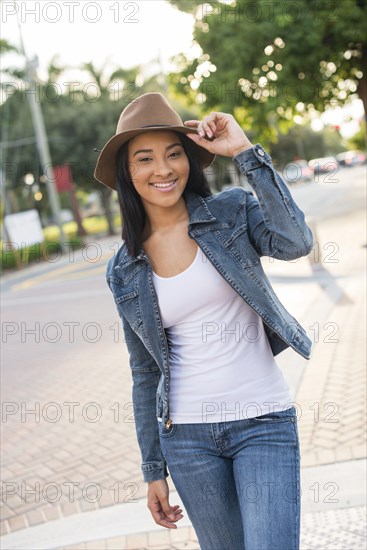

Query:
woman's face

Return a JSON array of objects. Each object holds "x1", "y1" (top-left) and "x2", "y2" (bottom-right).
[{"x1": 127, "y1": 130, "x2": 190, "y2": 209}]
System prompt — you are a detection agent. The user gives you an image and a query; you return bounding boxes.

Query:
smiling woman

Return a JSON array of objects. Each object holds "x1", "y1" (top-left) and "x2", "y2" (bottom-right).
[
  {"x1": 93, "y1": 93, "x2": 214, "y2": 257},
  {"x1": 119, "y1": 129, "x2": 211, "y2": 256},
  {"x1": 128, "y1": 133, "x2": 189, "y2": 224},
  {"x1": 126, "y1": 130, "x2": 205, "y2": 275},
  {"x1": 95, "y1": 92, "x2": 314, "y2": 549},
  {"x1": 128, "y1": 131, "x2": 189, "y2": 195}
]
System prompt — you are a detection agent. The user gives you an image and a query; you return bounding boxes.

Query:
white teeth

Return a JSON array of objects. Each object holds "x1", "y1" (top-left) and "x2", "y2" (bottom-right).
[{"x1": 152, "y1": 180, "x2": 176, "y2": 188}]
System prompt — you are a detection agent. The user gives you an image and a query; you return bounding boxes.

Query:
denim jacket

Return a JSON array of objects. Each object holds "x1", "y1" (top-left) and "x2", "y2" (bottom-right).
[{"x1": 106, "y1": 143, "x2": 314, "y2": 482}]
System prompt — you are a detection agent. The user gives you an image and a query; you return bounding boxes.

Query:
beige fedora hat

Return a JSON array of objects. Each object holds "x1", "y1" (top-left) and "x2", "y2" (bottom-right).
[{"x1": 94, "y1": 92, "x2": 216, "y2": 190}]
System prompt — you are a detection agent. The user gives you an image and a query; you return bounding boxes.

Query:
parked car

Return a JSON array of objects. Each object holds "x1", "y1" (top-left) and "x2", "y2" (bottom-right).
[
  {"x1": 308, "y1": 156, "x2": 338, "y2": 174},
  {"x1": 283, "y1": 159, "x2": 313, "y2": 184},
  {"x1": 336, "y1": 150, "x2": 367, "y2": 167}
]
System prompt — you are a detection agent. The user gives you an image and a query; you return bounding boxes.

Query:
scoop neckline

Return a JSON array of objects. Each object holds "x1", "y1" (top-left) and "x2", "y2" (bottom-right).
[{"x1": 152, "y1": 247, "x2": 200, "y2": 280}]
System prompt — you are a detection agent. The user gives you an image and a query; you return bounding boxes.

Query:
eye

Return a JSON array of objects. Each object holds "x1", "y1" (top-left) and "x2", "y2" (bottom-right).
[
  {"x1": 169, "y1": 150, "x2": 181, "y2": 158},
  {"x1": 137, "y1": 156, "x2": 152, "y2": 163}
]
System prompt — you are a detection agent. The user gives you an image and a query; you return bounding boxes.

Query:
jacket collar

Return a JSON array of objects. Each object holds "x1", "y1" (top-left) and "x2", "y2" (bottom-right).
[
  {"x1": 115, "y1": 190, "x2": 216, "y2": 270},
  {"x1": 185, "y1": 190, "x2": 216, "y2": 226}
]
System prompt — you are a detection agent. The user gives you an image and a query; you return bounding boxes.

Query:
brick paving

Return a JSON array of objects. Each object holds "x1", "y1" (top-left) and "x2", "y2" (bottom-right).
[
  {"x1": 59, "y1": 526, "x2": 201, "y2": 550},
  {"x1": 1, "y1": 178, "x2": 366, "y2": 549},
  {"x1": 54, "y1": 505, "x2": 367, "y2": 549},
  {"x1": 1, "y1": 255, "x2": 147, "y2": 538},
  {"x1": 295, "y1": 210, "x2": 367, "y2": 469}
]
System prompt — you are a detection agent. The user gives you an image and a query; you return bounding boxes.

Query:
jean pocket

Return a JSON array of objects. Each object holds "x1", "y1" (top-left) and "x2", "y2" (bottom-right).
[
  {"x1": 251, "y1": 407, "x2": 296, "y2": 423},
  {"x1": 158, "y1": 420, "x2": 177, "y2": 438}
]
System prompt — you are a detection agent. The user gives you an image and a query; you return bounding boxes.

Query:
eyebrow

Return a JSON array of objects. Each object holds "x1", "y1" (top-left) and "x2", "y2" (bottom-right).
[{"x1": 132, "y1": 142, "x2": 182, "y2": 157}]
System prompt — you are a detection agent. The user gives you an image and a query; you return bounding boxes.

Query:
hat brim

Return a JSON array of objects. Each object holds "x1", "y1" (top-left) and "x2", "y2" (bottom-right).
[{"x1": 94, "y1": 126, "x2": 216, "y2": 190}]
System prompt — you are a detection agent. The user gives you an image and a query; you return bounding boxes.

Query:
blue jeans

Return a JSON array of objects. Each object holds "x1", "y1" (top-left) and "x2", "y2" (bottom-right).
[{"x1": 158, "y1": 406, "x2": 300, "y2": 550}]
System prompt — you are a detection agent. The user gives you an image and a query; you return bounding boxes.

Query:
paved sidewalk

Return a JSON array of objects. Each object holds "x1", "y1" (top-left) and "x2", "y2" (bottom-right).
[
  {"x1": 1, "y1": 460, "x2": 365, "y2": 549},
  {"x1": 297, "y1": 205, "x2": 366, "y2": 459},
  {"x1": 1, "y1": 184, "x2": 366, "y2": 548}
]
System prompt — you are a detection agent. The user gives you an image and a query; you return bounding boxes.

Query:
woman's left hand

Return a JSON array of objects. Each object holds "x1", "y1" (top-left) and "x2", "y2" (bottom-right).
[{"x1": 184, "y1": 112, "x2": 253, "y2": 158}]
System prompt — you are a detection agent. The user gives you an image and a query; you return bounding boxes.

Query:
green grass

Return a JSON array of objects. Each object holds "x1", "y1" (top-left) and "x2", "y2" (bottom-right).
[
  {"x1": 43, "y1": 215, "x2": 121, "y2": 240},
  {"x1": 1, "y1": 215, "x2": 122, "y2": 270}
]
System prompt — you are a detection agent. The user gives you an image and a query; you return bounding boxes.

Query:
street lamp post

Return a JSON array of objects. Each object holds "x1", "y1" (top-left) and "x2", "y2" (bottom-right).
[{"x1": 16, "y1": 14, "x2": 68, "y2": 253}]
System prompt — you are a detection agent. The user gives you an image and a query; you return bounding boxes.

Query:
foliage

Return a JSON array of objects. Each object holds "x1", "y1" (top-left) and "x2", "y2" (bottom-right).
[
  {"x1": 1, "y1": 238, "x2": 81, "y2": 270},
  {"x1": 0, "y1": 39, "x2": 18, "y2": 55},
  {"x1": 0, "y1": 55, "x2": 165, "y2": 221},
  {"x1": 347, "y1": 119, "x2": 367, "y2": 150},
  {"x1": 269, "y1": 124, "x2": 345, "y2": 167},
  {"x1": 43, "y1": 215, "x2": 121, "y2": 241},
  {"x1": 1, "y1": 213, "x2": 122, "y2": 270},
  {"x1": 168, "y1": 0, "x2": 366, "y2": 146}
]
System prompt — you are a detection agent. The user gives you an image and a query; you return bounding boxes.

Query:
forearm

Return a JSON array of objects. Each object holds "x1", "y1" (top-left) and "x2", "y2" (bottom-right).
[
  {"x1": 233, "y1": 143, "x2": 313, "y2": 259},
  {"x1": 131, "y1": 369, "x2": 170, "y2": 483},
  {"x1": 115, "y1": 305, "x2": 169, "y2": 483}
]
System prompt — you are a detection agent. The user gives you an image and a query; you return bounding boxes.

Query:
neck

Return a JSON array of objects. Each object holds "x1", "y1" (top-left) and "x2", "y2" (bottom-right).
[{"x1": 142, "y1": 195, "x2": 189, "y2": 239}]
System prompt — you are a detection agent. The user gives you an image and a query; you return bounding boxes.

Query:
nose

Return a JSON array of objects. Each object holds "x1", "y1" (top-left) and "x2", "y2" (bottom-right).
[{"x1": 153, "y1": 157, "x2": 173, "y2": 178}]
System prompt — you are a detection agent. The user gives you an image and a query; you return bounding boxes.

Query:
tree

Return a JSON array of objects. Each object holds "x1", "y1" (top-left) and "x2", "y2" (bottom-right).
[
  {"x1": 1, "y1": 56, "x2": 168, "y2": 232},
  {"x1": 0, "y1": 39, "x2": 17, "y2": 55},
  {"x1": 347, "y1": 119, "x2": 366, "y2": 150},
  {"x1": 168, "y1": 0, "x2": 366, "y2": 146},
  {"x1": 76, "y1": 62, "x2": 144, "y2": 235}
]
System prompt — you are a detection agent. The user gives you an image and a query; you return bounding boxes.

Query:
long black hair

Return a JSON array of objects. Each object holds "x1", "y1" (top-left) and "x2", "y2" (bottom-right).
[{"x1": 115, "y1": 132, "x2": 213, "y2": 258}]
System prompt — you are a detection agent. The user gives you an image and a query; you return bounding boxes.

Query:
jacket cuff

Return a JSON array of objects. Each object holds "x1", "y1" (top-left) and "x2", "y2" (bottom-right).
[
  {"x1": 142, "y1": 460, "x2": 169, "y2": 483},
  {"x1": 232, "y1": 143, "x2": 273, "y2": 171}
]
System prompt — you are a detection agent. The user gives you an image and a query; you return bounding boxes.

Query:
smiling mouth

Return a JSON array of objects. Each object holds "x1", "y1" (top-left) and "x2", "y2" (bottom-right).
[{"x1": 150, "y1": 179, "x2": 178, "y2": 189}]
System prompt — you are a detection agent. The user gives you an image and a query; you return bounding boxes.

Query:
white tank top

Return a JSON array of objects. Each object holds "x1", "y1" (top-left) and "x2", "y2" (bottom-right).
[{"x1": 152, "y1": 246, "x2": 293, "y2": 423}]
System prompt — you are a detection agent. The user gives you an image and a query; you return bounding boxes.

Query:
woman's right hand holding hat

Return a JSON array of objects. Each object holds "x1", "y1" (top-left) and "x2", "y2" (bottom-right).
[{"x1": 184, "y1": 112, "x2": 253, "y2": 158}]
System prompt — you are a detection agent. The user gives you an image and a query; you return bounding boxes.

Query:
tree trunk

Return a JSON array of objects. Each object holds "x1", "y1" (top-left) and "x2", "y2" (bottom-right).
[
  {"x1": 100, "y1": 186, "x2": 116, "y2": 236},
  {"x1": 69, "y1": 187, "x2": 87, "y2": 238}
]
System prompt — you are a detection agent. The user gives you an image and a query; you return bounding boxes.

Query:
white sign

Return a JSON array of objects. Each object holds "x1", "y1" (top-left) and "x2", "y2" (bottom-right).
[{"x1": 4, "y1": 210, "x2": 45, "y2": 248}]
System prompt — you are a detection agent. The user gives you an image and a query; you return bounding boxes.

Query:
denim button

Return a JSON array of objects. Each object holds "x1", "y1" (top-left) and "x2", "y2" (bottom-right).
[{"x1": 257, "y1": 149, "x2": 265, "y2": 156}]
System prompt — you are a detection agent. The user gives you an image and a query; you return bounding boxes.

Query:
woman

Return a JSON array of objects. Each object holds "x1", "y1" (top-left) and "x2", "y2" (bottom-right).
[{"x1": 94, "y1": 92, "x2": 313, "y2": 550}]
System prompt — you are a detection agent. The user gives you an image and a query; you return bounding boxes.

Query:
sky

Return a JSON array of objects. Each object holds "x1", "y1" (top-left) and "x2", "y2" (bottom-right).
[
  {"x1": 1, "y1": 0, "x2": 364, "y2": 139},
  {"x1": 1, "y1": 0, "x2": 195, "y2": 79}
]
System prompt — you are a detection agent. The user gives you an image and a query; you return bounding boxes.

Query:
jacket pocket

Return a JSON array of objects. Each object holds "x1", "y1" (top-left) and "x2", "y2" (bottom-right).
[
  {"x1": 108, "y1": 276, "x2": 142, "y2": 332},
  {"x1": 116, "y1": 289, "x2": 139, "y2": 303}
]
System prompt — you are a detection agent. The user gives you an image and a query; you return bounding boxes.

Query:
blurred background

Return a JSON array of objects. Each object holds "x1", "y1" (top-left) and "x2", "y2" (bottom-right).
[{"x1": 1, "y1": 1, "x2": 366, "y2": 549}]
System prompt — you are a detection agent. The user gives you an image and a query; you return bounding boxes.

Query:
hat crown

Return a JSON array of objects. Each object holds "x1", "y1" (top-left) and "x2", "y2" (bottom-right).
[{"x1": 116, "y1": 92, "x2": 183, "y2": 134}]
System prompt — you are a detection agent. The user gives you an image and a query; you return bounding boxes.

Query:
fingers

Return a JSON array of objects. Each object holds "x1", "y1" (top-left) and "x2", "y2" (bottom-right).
[
  {"x1": 184, "y1": 118, "x2": 215, "y2": 138},
  {"x1": 147, "y1": 479, "x2": 184, "y2": 529},
  {"x1": 185, "y1": 132, "x2": 216, "y2": 154},
  {"x1": 150, "y1": 502, "x2": 184, "y2": 529},
  {"x1": 185, "y1": 112, "x2": 224, "y2": 139},
  {"x1": 185, "y1": 112, "x2": 249, "y2": 157},
  {"x1": 183, "y1": 120, "x2": 199, "y2": 127},
  {"x1": 203, "y1": 115, "x2": 218, "y2": 138}
]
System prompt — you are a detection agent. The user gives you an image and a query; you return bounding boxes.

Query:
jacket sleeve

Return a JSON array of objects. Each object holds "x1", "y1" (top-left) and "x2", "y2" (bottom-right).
[
  {"x1": 233, "y1": 143, "x2": 314, "y2": 260},
  {"x1": 107, "y1": 277, "x2": 169, "y2": 483}
]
